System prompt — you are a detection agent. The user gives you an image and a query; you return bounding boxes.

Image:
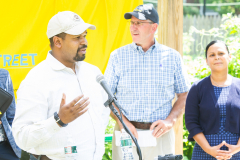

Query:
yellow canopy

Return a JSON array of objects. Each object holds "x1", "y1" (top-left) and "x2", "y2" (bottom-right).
[{"x1": 0, "y1": 0, "x2": 142, "y2": 95}]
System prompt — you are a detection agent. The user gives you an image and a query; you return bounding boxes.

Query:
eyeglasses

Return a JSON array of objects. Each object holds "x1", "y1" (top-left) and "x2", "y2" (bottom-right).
[{"x1": 128, "y1": 21, "x2": 153, "y2": 27}]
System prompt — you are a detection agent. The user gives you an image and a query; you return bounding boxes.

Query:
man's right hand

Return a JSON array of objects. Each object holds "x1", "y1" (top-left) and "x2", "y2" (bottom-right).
[
  {"x1": 58, "y1": 93, "x2": 90, "y2": 124},
  {"x1": 118, "y1": 119, "x2": 138, "y2": 140}
]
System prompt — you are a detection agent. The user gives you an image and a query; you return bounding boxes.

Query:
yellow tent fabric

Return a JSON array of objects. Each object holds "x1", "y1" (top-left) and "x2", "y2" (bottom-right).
[{"x1": 0, "y1": 0, "x2": 143, "y2": 96}]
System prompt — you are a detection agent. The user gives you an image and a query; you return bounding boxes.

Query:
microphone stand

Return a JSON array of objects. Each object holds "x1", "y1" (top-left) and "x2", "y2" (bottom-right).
[{"x1": 104, "y1": 96, "x2": 142, "y2": 160}]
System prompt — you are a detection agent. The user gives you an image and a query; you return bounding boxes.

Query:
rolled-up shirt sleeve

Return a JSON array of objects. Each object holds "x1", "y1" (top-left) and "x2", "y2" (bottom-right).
[
  {"x1": 185, "y1": 82, "x2": 203, "y2": 141},
  {"x1": 12, "y1": 82, "x2": 60, "y2": 151},
  {"x1": 174, "y1": 51, "x2": 190, "y2": 94}
]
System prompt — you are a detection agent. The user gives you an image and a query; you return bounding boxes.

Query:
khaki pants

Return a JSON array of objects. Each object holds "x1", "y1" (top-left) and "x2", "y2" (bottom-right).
[{"x1": 112, "y1": 124, "x2": 175, "y2": 160}]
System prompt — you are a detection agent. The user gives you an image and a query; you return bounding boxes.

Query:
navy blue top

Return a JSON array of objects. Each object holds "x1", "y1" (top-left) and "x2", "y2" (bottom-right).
[
  {"x1": 185, "y1": 76, "x2": 240, "y2": 141},
  {"x1": 191, "y1": 86, "x2": 240, "y2": 159}
]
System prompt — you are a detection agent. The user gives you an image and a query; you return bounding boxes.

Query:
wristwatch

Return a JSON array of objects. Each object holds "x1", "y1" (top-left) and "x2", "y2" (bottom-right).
[{"x1": 54, "y1": 112, "x2": 68, "y2": 127}]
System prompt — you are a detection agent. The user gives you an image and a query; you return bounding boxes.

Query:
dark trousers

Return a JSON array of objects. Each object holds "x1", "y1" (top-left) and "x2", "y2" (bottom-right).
[{"x1": 0, "y1": 141, "x2": 19, "y2": 160}]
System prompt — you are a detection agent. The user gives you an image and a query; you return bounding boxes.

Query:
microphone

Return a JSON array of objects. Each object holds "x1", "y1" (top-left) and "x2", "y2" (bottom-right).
[
  {"x1": 96, "y1": 74, "x2": 122, "y2": 117},
  {"x1": 96, "y1": 74, "x2": 143, "y2": 160},
  {"x1": 96, "y1": 74, "x2": 125, "y2": 112},
  {"x1": 96, "y1": 74, "x2": 115, "y2": 100}
]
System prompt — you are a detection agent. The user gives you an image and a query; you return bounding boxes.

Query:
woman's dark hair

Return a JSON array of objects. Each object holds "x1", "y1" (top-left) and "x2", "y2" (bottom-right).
[{"x1": 205, "y1": 40, "x2": 230, "y2": 58}]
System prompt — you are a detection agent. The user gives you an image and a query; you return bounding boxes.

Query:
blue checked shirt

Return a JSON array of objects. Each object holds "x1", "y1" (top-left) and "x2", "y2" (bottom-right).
[{"x1": 104, "y1": 40, "x2": 190, "y2": 123}]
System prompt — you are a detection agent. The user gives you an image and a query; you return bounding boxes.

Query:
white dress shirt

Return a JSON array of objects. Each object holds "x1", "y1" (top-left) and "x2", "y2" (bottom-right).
[{"x1": 12, "y1": 52, "x2": 110, "y2": 160}]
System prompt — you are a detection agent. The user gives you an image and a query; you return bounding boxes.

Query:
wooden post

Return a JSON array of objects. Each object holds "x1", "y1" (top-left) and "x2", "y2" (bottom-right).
[{"x1": 157, "y1": 0, "x2": 183, "y2": 155}]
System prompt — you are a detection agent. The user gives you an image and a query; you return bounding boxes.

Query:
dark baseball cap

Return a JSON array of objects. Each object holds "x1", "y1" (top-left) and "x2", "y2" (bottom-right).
[{"x1": 124, "y1": 4, "x2": 159, "y2": 24}]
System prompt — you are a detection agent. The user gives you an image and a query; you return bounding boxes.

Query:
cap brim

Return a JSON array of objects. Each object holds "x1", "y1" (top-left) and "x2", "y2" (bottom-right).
[
  {"x1": 65, "y1": 23, "x2": 96, "y2": 35},
  {"x1": 124, "y1": 12, "x2": 139, "y2": 20}
]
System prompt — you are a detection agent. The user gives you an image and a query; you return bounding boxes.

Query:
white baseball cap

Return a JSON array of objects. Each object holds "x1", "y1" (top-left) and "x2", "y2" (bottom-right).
[{"x1": 47, "y1": 11, "x2": 96, "y2": 38}]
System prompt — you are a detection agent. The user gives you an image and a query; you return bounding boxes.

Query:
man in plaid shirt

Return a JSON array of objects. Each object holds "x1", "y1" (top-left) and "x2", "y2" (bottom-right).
[{"x1": 104, "y1": 4, "x2": 190, "y2": 160}]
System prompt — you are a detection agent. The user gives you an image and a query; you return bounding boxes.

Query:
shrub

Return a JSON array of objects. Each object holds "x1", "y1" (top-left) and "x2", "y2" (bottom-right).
[{"x1": 103, "y1": 117, "x2": 115, "y2": 160}]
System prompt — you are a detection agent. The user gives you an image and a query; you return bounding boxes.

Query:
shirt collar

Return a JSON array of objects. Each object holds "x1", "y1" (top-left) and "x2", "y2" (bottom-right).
[
  {"x1": 46, "y1": 51, "x2": 80, "y2": 72},
  {"x1": 131, "y1": 38, "x2": 157, "y2": 53}
]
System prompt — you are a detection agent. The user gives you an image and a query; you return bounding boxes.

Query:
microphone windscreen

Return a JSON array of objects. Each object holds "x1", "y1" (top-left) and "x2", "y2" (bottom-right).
[{"x1": 96, "y1": 74, "x2": 104, "y2": 83}]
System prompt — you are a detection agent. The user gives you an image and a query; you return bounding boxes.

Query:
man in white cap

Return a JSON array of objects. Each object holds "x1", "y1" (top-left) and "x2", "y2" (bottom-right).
[
  {"x1": 12, "y1": 11, "x2": 109, "y2": 160},
  {"x1": 104, "y1": 4, "x2": 190, "y2": 160}
]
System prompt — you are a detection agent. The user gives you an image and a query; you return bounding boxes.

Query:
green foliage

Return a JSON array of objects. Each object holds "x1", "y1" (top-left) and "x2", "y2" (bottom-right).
[
  {"x1": 184, "y1": 6, "x2": 200, "y2": 16},
  {"x1": 103, "y1": 117, "x2": 116, "y2": 160},
  {"x1": 183, "y1": 13, "x2": 240, "y2": 159},
  {"x1": 103, "y1": 142, "x2": 113, "y2": 160},
  {"x1": 183, "y1": 114, "x2": 195, "y2": 160},
  {"x1": 105, "y1": 117, "x2": 116, "y2": 135},
  {"x1": 186, "y1": 56, "x2": 211, "y2": 81},
  {"x1": 199, "y1": 0, "x2": 240, "y2": 15},
  {"x1": 184, "y1": 0, "x2": 240, "y2": 16},
  {"x1": 183, "y1": 0, "x2": 200, "y2": 16},
  {"x1": 183, "y1": 32, "x2": 195, "y2": 55},
  {"x1": 228, "y1": 51, "x2": 240, "y2": 78},
  {"x1": 185, "y1": 13, "x2": 240, "y2": 79}
]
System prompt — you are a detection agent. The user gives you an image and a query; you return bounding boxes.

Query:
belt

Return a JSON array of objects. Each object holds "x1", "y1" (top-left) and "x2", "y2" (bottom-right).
[
  {"x1": 130, "y1": 121, "x2": 152, "y2": 130},
  {"x1": 32, "y1": 154, "x2": 51, "y2": 160}
]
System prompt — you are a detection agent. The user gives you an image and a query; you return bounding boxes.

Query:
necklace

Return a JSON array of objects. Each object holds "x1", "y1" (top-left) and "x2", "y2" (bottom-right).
[{"x1": 210, "y1": 76, "x2": 229, "y2": 87}]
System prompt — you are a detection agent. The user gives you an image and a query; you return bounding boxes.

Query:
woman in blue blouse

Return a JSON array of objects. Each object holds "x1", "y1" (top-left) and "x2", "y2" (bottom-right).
[
  {"x1": 185, "y1": 40, "x2": 240, "y2": 159},
  {"x1": 0, "y1": 69, "x2": 21, "y2": 159}
]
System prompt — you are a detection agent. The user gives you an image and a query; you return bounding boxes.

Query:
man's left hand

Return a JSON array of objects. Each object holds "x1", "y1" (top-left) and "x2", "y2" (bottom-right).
[{"x1": 150, "y1": 119, "x2": 173, "y2": 138}]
